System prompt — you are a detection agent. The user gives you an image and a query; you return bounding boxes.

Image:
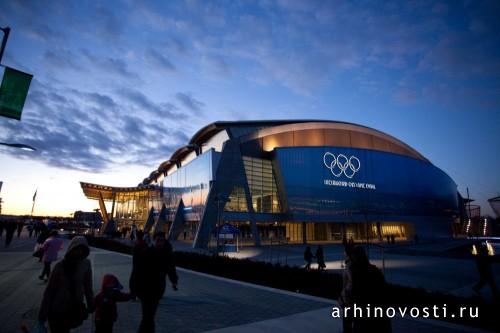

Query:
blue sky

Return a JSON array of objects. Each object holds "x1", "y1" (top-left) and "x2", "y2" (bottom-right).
[{"x1": 0, "y1": 0, "x2": 499, "y2": 216}]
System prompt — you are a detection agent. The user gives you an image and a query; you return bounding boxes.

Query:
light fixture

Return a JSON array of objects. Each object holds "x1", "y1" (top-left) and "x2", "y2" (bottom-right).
[{"x1": 0, "y1": 142, "x2": 37, "y2": 151}]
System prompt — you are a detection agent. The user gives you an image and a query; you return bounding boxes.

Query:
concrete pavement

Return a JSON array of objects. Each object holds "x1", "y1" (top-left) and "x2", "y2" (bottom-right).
[{"x1": 0, "y1": 235, "x2": 492, "y2": 332}]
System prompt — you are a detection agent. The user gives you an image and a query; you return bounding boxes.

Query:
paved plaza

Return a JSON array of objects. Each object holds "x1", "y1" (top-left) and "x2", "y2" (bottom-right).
[
  {"x1": 0, "y1": 235, "x2": 493, "y2": 332},
  {"x1": 169, "y1": 239, "x2": 500, "y2": 300}
]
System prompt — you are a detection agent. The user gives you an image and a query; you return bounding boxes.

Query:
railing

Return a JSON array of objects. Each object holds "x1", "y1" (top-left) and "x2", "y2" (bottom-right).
[{"x1": 269, "y1": 237, "x2": 289, "y2": 265}]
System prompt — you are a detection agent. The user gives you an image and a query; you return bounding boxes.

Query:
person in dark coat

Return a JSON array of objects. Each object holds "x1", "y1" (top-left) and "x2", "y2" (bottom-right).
[
  {"x1": 0, "y1": 220, "x2": 5, "y2": 239},
  {"x1": 34, "y1": 221, "x2": 41, "y2": 238},
  {"x1": 28, "y1": 223, "x2": 34, "y2": 238},
  {"x1": 315, "y1": 245, "x2": 326, "y2": 271},
  {"x1": 339, "y1": 245, "x2": 391, "y2": 333},
  {"x1": 130, "y1": 232, "x2": 178, "y2": 333},
  {"x1": 37, "y1": 228, "x2": 51, "y2": 262},
  {"x1": 4, "y1": 221, "x2": 17, "y2": 247},
  {"x1": 94, "y1": 274, "x2": 132, "y2": 333},
  {"x1": 16, "y1": 220, "x2": 24, "y2": 238},
  {"x1": 304, "y1": 246, "x2": 313, "y2": 271},
  {"x1": 472, "y1": 242, "x2": 498, "y2": 297},
  {"x1": 38, "y1": 236, "x2": 95, "y2": 333}
]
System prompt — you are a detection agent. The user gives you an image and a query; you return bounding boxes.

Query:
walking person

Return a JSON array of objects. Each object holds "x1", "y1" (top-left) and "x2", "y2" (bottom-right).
[
  {"x1": 0, "y1": 219, "x2": 5, "y2": 239},
  {"x1": 34, "y1": 221, "x2": 41, "y2": 238},
  {"x1": 28, "y1": 223, "x2": 34, "y2": 238},
  {"x1": 130, "y1": 232, "x2": 178, "y2": 333},
  {"x1": 36, "y1": 228, "x2": 51, "y2": 262},
  {"x1": 16, "y1": 220, "x2": 24, "y2": 238},
  {"x1": 130, "y1": 224, "x2": 137, "y2": 242},
  {"x1": 304, "y1": 246, "x2": 313, "y2": 271},
  {"x1": 4, "y1": 221, "x2": 17, "y2": 247},
  {"x1": 94, "y1": 274, "x2": 132, "y2": 333},
  {"x1": 472, "y1": 242, "x2": 498, "y2": 297},
  {"x1": 339, "y1": 245, "x2": 391, "y2": 333},
  {"x1": 38, "y1": 236, "x2": 95, "y2": 333},
  {"x1": 315, "y1": 245, "x2": 326, "y2": 271},
  {"x1": 39, "y1": 230, "x2": 64, "y2": 281}
]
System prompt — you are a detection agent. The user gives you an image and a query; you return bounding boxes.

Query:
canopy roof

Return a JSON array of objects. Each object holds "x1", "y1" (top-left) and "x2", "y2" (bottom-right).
[{"x1": 80, "y1": 182, "x2": 155, "y2": 201}]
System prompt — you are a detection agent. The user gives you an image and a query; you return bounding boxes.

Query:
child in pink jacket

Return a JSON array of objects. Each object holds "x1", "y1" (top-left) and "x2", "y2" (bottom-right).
[{"x1": 38, "y1": 230, "x2": 64, "y2": 281}]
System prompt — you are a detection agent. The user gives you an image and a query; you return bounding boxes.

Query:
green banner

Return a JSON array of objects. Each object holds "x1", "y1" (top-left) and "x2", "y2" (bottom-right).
[{"x1": 0, "y1": 66, "x2": 33, "y2": 120}]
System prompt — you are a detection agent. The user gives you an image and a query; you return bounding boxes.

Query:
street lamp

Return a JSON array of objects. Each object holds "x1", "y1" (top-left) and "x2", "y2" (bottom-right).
[
  {"x1": 0, "y1": 27, "x2": 11, "y2": 64},
  {"x1": 0, "y1": 142, "x2": 37, "y2": 151}
]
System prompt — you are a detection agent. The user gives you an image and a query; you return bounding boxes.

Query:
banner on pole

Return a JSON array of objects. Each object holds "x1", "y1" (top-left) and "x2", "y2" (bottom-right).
[{"x1": 0, "y1": 66, "x2": 33, "y2": 120}]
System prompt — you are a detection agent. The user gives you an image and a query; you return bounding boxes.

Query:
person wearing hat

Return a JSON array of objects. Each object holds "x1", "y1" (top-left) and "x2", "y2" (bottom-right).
[{"x1": 94, "y1": 274, "x2": 132, "y2": 333}]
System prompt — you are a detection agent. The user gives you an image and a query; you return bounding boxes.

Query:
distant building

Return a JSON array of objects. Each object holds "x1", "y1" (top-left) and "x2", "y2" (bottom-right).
[
  {"x1": 73, "y1": 210, "x2": 102, "y2": 223},
  {"x1": 81, "y1": 120, "x2": 460, "y2": 248}
]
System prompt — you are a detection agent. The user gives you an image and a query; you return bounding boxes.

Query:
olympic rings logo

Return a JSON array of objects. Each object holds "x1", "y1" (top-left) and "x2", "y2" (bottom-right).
[{"x1": 323, "y1": 152, "x2": 361, "y2": 179}]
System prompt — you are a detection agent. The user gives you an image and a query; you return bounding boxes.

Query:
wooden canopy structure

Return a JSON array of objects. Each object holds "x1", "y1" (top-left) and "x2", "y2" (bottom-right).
[{"x1": 80, "y1": 182, "x2": 157, "y2": 233}]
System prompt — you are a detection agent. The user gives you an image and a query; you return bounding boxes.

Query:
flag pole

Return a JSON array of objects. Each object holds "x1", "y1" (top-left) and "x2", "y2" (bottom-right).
[
  {"x1": 31, "y1": 188, "x2": 37, "y2": 217},
  {"x1": 0, "y1": 27, "x2": 10, "y2": 65}
]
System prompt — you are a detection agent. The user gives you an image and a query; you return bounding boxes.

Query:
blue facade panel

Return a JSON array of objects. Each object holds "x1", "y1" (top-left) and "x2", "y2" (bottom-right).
[
  {"x1": 274, "y1": 147, "x2": 459, "y2": 224},
  {"x1": 163, "y1": 149, "x2": 220, "y2": 221}
]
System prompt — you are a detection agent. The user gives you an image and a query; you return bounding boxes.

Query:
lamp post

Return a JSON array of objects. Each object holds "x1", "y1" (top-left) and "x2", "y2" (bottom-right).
[
  {"x1": 0, "y1": 142, "x2": 37, "y2": 151},
  {"x1": 0, "y1": 27, "x2": 10, "y2": 64}
]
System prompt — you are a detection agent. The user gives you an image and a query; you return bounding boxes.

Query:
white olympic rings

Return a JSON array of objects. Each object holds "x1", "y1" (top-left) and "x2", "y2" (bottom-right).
[{"x1": 323, "y1": 152, "x2": 361, "y2": 179}]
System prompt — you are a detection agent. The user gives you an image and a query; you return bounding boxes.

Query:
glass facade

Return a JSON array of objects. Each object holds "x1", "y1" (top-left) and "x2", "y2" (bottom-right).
[
  {"x1": 163, "y1": 149, "x2": 220, "y2": 221},
  {"x1": 274, "y1": 146, "x2": 459, "y2": 220},
  {"x1": 242, "y1": 156, "x2": 281, "y2": 213},
  {"x1": 224, "y1": 186, "x2": 248, "y2": 212},
  {"x1": 114, "y1": 189, "x2": 161, "y2": 226}
]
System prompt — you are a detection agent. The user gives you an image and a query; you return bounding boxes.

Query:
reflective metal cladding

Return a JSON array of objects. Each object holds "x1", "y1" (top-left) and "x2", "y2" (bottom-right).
[{"x1": 81, "y1": 120, "x2": 461, "y2": 248}]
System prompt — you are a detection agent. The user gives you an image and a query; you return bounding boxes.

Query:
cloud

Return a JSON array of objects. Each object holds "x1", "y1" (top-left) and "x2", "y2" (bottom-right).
[
  {"x1": 203, "y1": 55, "x2": 231, "y2": 77},
  {"x1": 91, "y1": 5, "x2": 124, "y2": 39},
  {"x1": 0, "y1": 81, "x2": 193, "y2": 172},
  {"x1": 118, "y1": 88, "x2": 179, "y2": 118},
  {"x1": 81, "y1": 49, "x2": 139, "y2": 80},
  {"x1": 145, "y1": 48, "x2": 176, "y2": 72},
  {"x1": 175, "y1": 92, "x2": 205, "y2": 113},
  {"x1": 23, "y1": 24, "x2": 62, "y2": 43},
  {"x1": 44, "y1": 49, "x2": 82, "y2": 71}
]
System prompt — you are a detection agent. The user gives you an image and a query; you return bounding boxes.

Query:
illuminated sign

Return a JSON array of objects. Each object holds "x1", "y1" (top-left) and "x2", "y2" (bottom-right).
[
  {"x1": 323, "y1": 152, "x2": 376, "y2": 190},
  {"x1": 323, "y1": 152, "x2": 360, "y2": 178}
]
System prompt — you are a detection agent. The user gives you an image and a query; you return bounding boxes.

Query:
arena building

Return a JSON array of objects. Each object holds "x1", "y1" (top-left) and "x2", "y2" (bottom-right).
[{"x1": 81, "y1": 120, "x2": 461, "y2": 248}]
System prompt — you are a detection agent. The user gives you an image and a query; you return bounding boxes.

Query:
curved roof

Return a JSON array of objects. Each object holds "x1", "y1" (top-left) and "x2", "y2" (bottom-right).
[
  {"x1": 150, "y1": 120, "x2": 429, "y2": 184},
  {"x1": 189, "y1": 120, "x2": 315, "y2": 145},
  {"x1": 240, "y1": 121, "x2": 428, "y2": 162}
]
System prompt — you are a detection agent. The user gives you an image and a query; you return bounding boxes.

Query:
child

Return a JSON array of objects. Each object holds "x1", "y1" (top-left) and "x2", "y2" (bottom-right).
[{"x1": 94, "y1": 274, "x2": 132, "y2": 333}]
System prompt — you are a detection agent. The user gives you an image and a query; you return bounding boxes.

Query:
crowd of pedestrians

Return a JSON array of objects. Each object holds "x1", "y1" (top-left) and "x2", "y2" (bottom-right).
[
  {"x1": 303, "y1": 244, "x2": 326, "y2": 271},
  {"x1": 33, "y1": 229, "x2": 177, "y2": 333}
]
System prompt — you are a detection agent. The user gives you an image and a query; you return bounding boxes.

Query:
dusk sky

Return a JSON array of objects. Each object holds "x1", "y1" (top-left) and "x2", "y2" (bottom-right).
[{"x1": 0, "y1": 0, "x2": 499, "y2": 217}]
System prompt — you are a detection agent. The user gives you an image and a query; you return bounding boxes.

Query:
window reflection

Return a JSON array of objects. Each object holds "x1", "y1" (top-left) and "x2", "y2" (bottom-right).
[{"x1": 243, "y1": 156, "x2": 281, "y2": 213}]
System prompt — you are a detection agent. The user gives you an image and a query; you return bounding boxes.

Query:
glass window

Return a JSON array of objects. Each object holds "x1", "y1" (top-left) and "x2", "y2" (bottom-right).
[
  {"x1": 224, "y1": 187, "x2": 248, "y2": 212},
  {"x1": 243, "y1": 156, "x2": 282, "y2": 213}
]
